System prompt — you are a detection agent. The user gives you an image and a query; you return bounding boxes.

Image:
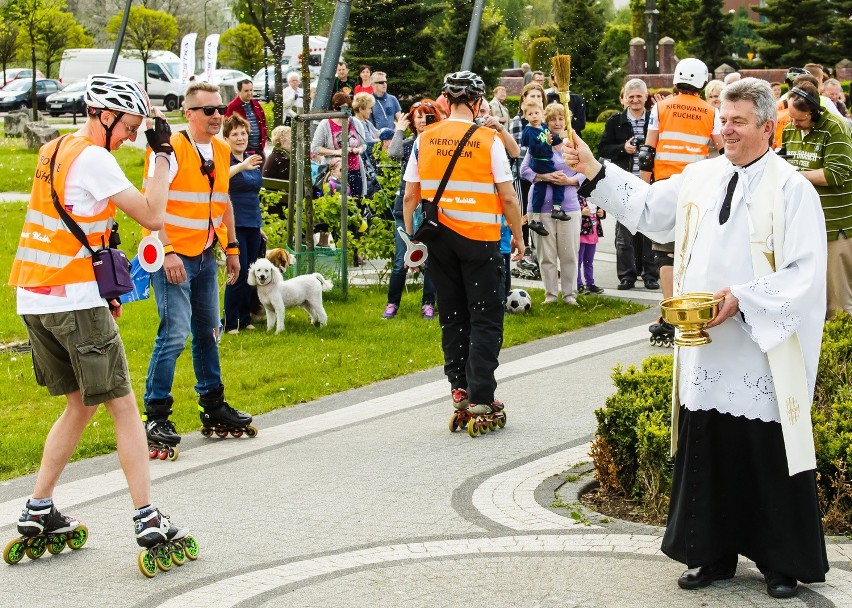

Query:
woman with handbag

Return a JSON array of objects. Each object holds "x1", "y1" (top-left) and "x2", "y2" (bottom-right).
[
  {"x1": 382, "y1": 99, "x2": 442, "y2": 319},
  {"x1": 7, "y1": 74, "x2": 192, "y2": 564}
]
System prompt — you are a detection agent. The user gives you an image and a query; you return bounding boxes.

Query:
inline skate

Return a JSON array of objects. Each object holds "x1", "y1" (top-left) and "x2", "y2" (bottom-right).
[
  {"x1": 3, "y1": 502, "x2": 88, "y2": 565},
  {"x1": 510, "y1": 255, "x2": 541, "y2": 281},
  {"x1": 145, "y1": 417, "x2": 180, "y2": 461},
  {"x1": 649, "y1": 317, "x2": 675, "y2": 347},
  {"x1": 198, "y1": 387, "x2": 258, "y2": 439},
  {"x1": 448, "y1": 389, "x2": 507, "y2": 437},
  {"x1": 135, "y1": 507, "x2": 198, "y2": 578}
]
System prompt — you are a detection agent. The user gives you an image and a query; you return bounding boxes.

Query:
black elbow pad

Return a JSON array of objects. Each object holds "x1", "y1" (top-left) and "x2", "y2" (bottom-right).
[{"x1": 638, "y1": 145, "x2": 656, "y2": 172}]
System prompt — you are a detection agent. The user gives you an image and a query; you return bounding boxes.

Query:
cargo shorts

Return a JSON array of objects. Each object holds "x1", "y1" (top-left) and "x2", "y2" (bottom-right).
[{"x1": 22, "y1": 307, "x2": 132, "y2": 406}]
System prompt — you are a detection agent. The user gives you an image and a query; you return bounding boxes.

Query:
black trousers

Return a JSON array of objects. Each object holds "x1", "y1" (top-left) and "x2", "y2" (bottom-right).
[
  {"x1": 614, "y1": 222, "x2": 659, "y2": 282},
  {"x1": 427, "y1": 226, "x2": 505, "y2": 405},
  {"x1": 662, "y1": 406, "x2": 829, "y2": 583}
]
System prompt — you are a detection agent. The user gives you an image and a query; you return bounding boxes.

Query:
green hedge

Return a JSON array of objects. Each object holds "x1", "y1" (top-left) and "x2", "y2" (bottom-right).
[{"x1": 591, "y1": 312, "x2": 852, "y2": 530}]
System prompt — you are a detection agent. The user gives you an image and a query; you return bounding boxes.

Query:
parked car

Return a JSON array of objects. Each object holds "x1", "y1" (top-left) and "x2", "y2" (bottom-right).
[
  {"x1": 196, "y1": 69, "x2": 252, "y2": 87},
  {"x1": 0, "y1": 79, "x2": 61, "y2": 111},
  {"x1": 0, "y1": 68, "x2": 46, "y2": 86},
  {"x1": 46, "y1": 80, "x2": 87, "y2": 116},
  {"x1": 252, "y1": 66, "x2": 310, "y2": 102}
]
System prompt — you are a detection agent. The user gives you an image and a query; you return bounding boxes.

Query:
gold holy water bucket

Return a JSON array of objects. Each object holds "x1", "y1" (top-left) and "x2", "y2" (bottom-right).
[{"x1": 660, "y1": 292, "x2": 723, "y2": 346}]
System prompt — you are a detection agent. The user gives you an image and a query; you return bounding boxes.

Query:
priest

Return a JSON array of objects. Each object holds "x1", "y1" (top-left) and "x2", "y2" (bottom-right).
[{"x1": 564, "y1": 78, "x2": 829, "y2": 599}]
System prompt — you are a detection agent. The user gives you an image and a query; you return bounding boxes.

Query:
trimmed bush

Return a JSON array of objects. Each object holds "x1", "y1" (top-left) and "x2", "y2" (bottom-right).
[
  {"x1": 591, "y1": 313, "x2": 852, "y2": 532},
  {"x1": 596, "y1": 109, "x2": 620, "y2": 123}
]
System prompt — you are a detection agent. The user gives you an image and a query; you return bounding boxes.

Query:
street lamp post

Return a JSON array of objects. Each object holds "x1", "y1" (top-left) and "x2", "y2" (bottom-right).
[
  {"x1": 645, "y1": 0, "x2": 659, "y2": 74},
  {"x1": 203, "y1": 0, "x2": 214, "y2": 43}
]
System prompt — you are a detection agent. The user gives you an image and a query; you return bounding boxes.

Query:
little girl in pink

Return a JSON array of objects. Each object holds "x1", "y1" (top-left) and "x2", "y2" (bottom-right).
[{"x1": 578, "y1": 197, "x2": 606, "y2": 294}]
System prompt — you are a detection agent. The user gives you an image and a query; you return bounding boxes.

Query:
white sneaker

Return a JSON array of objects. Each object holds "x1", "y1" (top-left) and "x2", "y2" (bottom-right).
[{"x1": 563, "y1": 296, "x2": 578, "y2": 305}]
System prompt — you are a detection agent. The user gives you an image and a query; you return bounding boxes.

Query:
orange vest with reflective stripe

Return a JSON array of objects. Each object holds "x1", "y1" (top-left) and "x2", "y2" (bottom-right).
[
  {"x1": 143, "y1": 133, "x2": 230, "y2": 256},
  {"x1": 774, "y1": 107, "x2": 791, "y2": 149},
  {"x1": 654, "y1": 94, "x2": 715, "y2": 180},
  {"x1": 418, "y1": 121, "x2": 502, "y2": 241},
  {"x1": 9, "y1": 136, "x2": 115, "y2": 288}
]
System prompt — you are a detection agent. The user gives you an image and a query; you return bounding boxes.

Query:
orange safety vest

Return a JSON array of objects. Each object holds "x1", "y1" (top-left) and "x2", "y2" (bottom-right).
[
  {"x1": 774, "y1": 107, "x2": 791, "y2": 150},
  {"x1": 143, "y1": 133, "x2": 230, "y2": 256},
  {"x1": 654, "y1": 94, "x2": 716, "y2": 180},
  {"x1": 9, "y1": 136, "x2": 115, "y2": 288},
  {"x1": 418, "y1": 121, "x2": 503, "y2": 241}
]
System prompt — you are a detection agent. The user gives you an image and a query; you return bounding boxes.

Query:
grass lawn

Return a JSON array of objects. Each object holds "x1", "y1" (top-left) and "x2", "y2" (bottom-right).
[
  {"x1": 0, "y1": 161, "x2": 647, "y2": 479},
  {"x1": 0, "y1": 135, "x2": 145, "y2": 193}
]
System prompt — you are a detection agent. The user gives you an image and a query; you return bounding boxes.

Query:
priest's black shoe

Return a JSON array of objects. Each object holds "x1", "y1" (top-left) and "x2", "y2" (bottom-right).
[
  {"x1": 764, "y1": 572, "x2": 798, "y2": 598},
  {"x1": 677, "y1": 562, "x2": 737, "y2": 590}
]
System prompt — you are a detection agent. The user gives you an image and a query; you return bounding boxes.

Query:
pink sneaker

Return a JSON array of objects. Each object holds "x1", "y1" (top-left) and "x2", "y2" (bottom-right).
[
  {"x1": 382, "y1": 303, "x2": 398, "y2": 319},
  {"x1": 422, "y1": 303, "x2": 435, "y2": 320}
]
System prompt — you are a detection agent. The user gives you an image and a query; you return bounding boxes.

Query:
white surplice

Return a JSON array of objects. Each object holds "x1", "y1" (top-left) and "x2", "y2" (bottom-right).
[{"x1": 586, "y1": 153, "x2": 827, "y2": 425}]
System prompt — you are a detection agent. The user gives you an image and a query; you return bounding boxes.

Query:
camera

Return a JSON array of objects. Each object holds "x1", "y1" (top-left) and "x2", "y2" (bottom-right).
[
  {"x1": 425, "y1": 114, "x2": 436, "y2": 125},
  {"x1": 631, "y1": 135, "x2": 645, "y2": 148},
  {"x1": 474, "y1": 117, "x2": 485, "y2": 126}
]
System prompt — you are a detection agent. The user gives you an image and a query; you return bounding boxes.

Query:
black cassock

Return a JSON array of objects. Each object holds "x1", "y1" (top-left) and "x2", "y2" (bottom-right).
[{"x1": 661, "y1": 406, "x2": 829, "y2": 583}]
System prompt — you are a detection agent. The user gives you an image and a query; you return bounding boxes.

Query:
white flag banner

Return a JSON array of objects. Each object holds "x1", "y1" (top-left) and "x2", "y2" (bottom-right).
[
  {"x1": 203, "y1": 34, "x2": 220, "y2": 83},
  {"x1": 179, "y1": 32, "x2": 198, "y2": 91}
]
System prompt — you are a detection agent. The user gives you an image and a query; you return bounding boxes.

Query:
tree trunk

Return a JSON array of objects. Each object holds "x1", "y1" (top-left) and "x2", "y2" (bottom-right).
[
  {"x1": 30, "y1": 42, "x2": 38, "y2": 121},
  {"x1": 272, "y1": 42, "x2": 284, "y2": 127}
]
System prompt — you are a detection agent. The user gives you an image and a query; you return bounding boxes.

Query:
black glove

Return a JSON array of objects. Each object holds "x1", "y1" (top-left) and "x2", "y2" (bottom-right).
[{"x1": 145, "y1": 117, "x2": 173, "y2": 155}]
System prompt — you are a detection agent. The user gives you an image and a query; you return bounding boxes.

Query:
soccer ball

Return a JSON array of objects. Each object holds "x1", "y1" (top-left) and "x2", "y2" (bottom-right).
[{"x1": 505, "y1": 289, "x2": 532, "y2": 314}]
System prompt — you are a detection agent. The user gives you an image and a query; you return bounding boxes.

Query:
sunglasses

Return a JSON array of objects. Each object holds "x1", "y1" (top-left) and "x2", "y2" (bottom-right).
[
  {"x1": 374, "y1": 81, "x2": 387, "y2": 85},
  {"x1": 188, "y1": 105, "x2": 227, "y2": 116},
  {"x1": 411, "y1": 101, "x2": 434, "y2": 109}
]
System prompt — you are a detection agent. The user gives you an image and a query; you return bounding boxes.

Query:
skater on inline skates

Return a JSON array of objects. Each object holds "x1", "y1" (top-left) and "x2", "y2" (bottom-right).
[
  {"x1": 402, "y1": 71, "x2": 524, "y2": 437},
  {"x1": 640, "y1": 59, "x2": 724, "y2": 346},
  {"x1": 142, "y1": 81, "x2": 255, "y2": 457},
  {"x1": 5, "y1": 74, "x2": 192, "y2": 568},
  {"x1": 565, "y1": 78, "x2": 828, "y2": 598}
]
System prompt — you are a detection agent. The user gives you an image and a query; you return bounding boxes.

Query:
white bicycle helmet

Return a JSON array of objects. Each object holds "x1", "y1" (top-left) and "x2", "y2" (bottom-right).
[
  {"x1": 84, "y1": 73, "x2": 150, "y2": 117},
  {"x1": 442, "y1": 71, "x2": 486, "y2": 100},
  {"x1": 673, "y1": 58, "x2": 709, "y2": 90}
]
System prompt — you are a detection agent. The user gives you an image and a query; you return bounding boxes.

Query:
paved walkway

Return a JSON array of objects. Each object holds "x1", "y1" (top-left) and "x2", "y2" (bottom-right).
[{"x1": 1, "y1": 312, "x2": 850, "y2": 607}]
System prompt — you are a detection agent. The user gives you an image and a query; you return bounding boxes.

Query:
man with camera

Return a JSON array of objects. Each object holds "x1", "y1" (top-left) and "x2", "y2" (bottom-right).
[
  {"x1": 598, "y1": 78, "x2": 659, "y2": 291},
  {"x1": 142, "y1": 81, "x2": 253, "y2": 453}
]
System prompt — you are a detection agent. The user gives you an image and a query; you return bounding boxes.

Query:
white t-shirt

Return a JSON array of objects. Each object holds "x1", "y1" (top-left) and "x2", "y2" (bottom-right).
[
  {"x1": 403, "y1": 119, "x2": 513, "y2": 184},
  {"x1": 647, "y1": 102, "x2": 722, "y2": 135},
  {"x1": 17, "y1": 145, "x2": 133, "y2": 314}
]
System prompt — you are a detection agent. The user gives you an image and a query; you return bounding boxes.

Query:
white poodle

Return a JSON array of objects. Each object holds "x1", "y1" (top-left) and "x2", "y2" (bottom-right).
[{"x1": 246, "y1": 258, "x2": 333, "y2": 333}]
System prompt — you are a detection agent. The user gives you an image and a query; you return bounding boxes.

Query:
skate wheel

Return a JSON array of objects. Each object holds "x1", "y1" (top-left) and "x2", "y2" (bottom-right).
[
  {"x1": 168, "y1": 446, "x2": 179, "y2": 461},
  {"x1": 201, "y1": 427, "x2": 213, "y2": 437},
  {"x1": 148, "y1": 447, "x2": 159, "y2": 459},
  {"x1": 47, "y1": 535, "x2": 65, "y2": 555},
  {"x1": 479, "y1": 419, "x2": 490, "y2": 434},
  {"x1": 170, "y1": 542, "x2": 186, "y2": 566},
  {"x1": 449, "y1": 412, "x2": 460, "y2": 433},
  {"x1": 214, "y1": 429, "x2": 229, "y2": 439},
  {"x1": 497, "y1": 412, "x2": 506, "y2": 428},
  {"x1": 157, "y1": 448, "x2": 168, "y2": 460},
  {"x1": 488, "y1": 419, "x2": 498, "y2": 432},
  {"x1": 246, "y1": 425, "x2": 258, "y2": 438},
  {"x1": 138, "y1": 550, "x2": 157, "y2": 578},
  {"x1": 155, "y1": 546, "x2": 172, "y2": 572},
  {"x1": 182, "y1": 535, "x2": 199, "y2": 560},
  {"x1": 66, "y1": 524, "x2": 88, "y2": 550},
  {"x1": 230, "y1": 429, "x2": 243, "y2": 438},
  {"x1": 3, "y1": 538, "x2": 26, "y2": 565},
  {"x1": 25, "y1": 536, "x2": 47, "y2": 560},
  {"x1": 467, "y1": 418, "x2": 479, "y2": 438}
]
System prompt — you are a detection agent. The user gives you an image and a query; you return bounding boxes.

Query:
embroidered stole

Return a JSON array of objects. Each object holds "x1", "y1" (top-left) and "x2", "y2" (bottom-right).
[{"x1": 670, "y1": 154, "x2": 816, "y2": 475}]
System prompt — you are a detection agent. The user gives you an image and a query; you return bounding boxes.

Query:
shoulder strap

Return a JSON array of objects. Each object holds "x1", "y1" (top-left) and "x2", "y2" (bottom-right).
[
  {"x1": 49, "y1": 135, "x2": 98, "y2": 256},
  {"x1": 431, "y1": 124, "x2": 480, "y2": 206}
]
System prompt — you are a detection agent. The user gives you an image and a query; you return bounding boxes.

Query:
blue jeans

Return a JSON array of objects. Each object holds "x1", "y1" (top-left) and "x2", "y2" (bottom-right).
[
  {"x1": 223, "y1": 226, "x2": 262, "y2": 331},
  {"x1": 387, "y1": 218, "x2": 436, "y2": 306},
  {"x1": 144, "y1": 248, "x2": 222, "y2": 413}
]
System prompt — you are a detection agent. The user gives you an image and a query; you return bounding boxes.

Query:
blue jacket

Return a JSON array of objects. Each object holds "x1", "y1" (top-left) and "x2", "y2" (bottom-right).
[{"x1": 229, "y1": 155, "x2": 263, "y2": 228}]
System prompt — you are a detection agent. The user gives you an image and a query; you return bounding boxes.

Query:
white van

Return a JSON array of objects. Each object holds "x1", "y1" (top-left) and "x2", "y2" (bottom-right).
[
  {"x1": 281, "y1": 35, "x2": 333, "y2": 80},
  {"x1": 59, "y1": 49, "x2": 184, "y2": 110}
]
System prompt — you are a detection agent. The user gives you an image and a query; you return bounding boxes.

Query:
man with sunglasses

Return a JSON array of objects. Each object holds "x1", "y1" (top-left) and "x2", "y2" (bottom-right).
[
  {"x1": 225, "y1": 79, "x2": 267, "y2": 159},
  {"x1": 142, "y1": 81, "x2": 254, "y2": 455},
  {"x1": 369, "y1": 71, "x2": 401, "y2": 133}
]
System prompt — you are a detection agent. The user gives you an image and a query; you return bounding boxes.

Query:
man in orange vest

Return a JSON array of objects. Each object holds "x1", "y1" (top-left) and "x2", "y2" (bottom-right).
[
  {"x1": 142, "y1": 81, "x2": 253, "y2": 452},
  {"x1": 639, "y1": 58, "x2": 723, "y2": 346},
  {"x1": 7, "y1": 74, "x2": 191, "y2": 556},
  {"x1": 402, "y1": 71, "x2": 524, "y2": 435}
]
